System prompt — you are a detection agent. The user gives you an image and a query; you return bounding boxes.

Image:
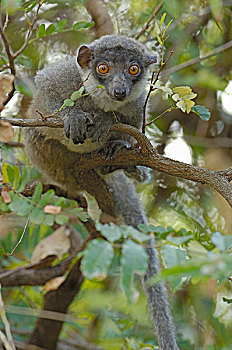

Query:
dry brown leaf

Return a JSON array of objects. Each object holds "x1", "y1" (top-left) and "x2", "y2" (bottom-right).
[
  {"x1": 0, "y1": 120, "x2": 14, "y2": 142},
  {"x1": 44, "y1": 276, "x2": 66, "y2": 292},
  {"x1": 31, "y1": 226, "x2": 71, "y2": 263},
  {"x1": 1, "y1": 189, "x2": 11, "y2": 203},
  {"x1": 0, "y1": 74, "x2": 14, "y2": 111},
  {"x1": 44, "y1": 205, "x2": 61, "y2": 214}
]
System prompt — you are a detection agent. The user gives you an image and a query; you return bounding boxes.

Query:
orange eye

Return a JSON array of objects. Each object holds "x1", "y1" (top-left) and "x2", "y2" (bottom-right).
[
  {"x1": 129, "y1": 63, "x2": 140, "y2": 76},
  {"x1": 97, "y1": 63, "x2": 109, "y2": 75}
]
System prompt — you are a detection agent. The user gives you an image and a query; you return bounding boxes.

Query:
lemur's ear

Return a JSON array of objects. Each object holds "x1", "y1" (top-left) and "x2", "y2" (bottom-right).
[
  {"x1": 77, "y1": 45, "x2": 93, "y2": 69},
  {"x1": 145, "y1": 54, "x2": 158, "y2": 66}
]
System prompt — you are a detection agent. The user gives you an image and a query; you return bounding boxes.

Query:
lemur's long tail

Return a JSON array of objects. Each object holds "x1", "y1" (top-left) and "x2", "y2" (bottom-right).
[{"x1": 106, "y1": 171, "x2": 179, "y2": 350}]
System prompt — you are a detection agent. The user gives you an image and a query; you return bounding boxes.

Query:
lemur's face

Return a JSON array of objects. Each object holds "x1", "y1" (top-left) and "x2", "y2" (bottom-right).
[
  {"x1": 76, "y1": 38, "x2": 157, "y2": 108},
  {"x1": 93, "y1": 52, "x2": 143, "y2": 101}
]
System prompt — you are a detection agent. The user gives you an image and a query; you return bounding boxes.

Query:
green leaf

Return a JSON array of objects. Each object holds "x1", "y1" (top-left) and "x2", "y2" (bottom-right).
[
  {"x1": 95, "y1": 221, "x2": 122, "y2": 242},
  {"x1": 72, "y1": 21, "x2": 95, "y2": 31},
  {"x1": 54, "y1": 197, "x2": 65, "y2": 207},
  {"x1": 162, "y1": 246, "x2": 187, "y2": 268},
  {"x1": 37, "y1": 24, "x2": 46, "y2": 38},
  {"x1": 168, "y1": 94, "x2": 175, "y2": 107},
  {"x1": 121, "y1": 240, "x2": 148, "y2": 301},
  {"x1": 166, "y1": 235, "x2": 193, "y2": 245},
  {"x1": 38, "y1": 189, "x2": 55, "y2": 207},
  {"x1": 6, "y1": 163, "x2": 14, "y2": 186},
  {"x1": 191, "y1": 104, "x2": 211, "y2": 121},
  {"x1": 159, "y1": 13, "x2": 166, "y2": 28},
  {"x1": 45, "y1": 23, "x2": 56, "y2": 36},
  {"x1": 55, "y1": 214, "x2": 69, "y2": 225},
  {"x1": 96, "y1": 85, "x2": 105, "y2": 89},
  {"x1": 54, "y1": 19, "x2": 67, "y2": 32},
  {"x1": 162, "y1": 19, "x2": 173, "y2": 38},
  {"x1": 121, "y1": 225, "x2": 150, "y2": 242},
  {"x1": 32, "y1": 182, "x2": 43, "y2": 203},
  {"x1": 9, "y1": 196, "x2": 32, "y2": 216},
  {"x1": 211, "y1": 232, "x2": 232, "y2": 252},
  {"x1": 24, "y1": 2, "x2": 37, "y2": 13},
  {"x1": 63, "y1": 99, "x2": 74, "y2": 107},
  {"x1": 44, "y1": 213, "x2": 54, "y2": 226},
  {"x1": 76, "y1": 208, "x2": 89, "y2": 222},
  {"x1": 64, "y1": 207, "x2": 89, "y2": 222},
  {"x1": 13, "y1": 165, "x2": 20, "y2": 190},
  {"x1": 30, "y1": 207, "x2": 45, "y2": 225},
  {"x1": 70, "y1": 87, "x2": 84, "y2": 101},
  {"x1": 17, "y1": 167, "x2": 28, "y2": 192},
  {"x1": 155, "y1": 31, "x2": 163, "y2": 46},
  {"x1": 81, "y1": 238, "x2": 114, "y2": 280}
]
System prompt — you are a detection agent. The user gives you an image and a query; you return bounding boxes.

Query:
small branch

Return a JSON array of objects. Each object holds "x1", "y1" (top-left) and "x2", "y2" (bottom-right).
[
  {"x1": 142, "y1": 51, "x2": 173, "y2": 133},
  {"x1": 0, "y1": 117, "x2": 64, "y2": 128},
  {"x1": 0, "y1": 23, "x2": 15, "y2": 75},
  {"x1": 8, "y1": 217, "x2": 29, "y2": 256},
  {"x1": 145, "y1": 107, "x2": 174, "y2": 126},
  {"x1": 13, "y1": 2, "x2": 43, "y2": 59},
  {"x1": 135, "y1": 2, "x2": 164, "y2": 40}
]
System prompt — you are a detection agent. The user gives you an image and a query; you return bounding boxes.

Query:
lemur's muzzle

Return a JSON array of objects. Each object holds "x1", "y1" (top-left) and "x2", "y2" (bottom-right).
[{"x1": 114, "y1": 88, "x2": 127, "y2": 100}]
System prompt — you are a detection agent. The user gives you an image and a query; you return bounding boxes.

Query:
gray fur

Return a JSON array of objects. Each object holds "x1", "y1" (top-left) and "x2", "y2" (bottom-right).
[{"x1": 24, "y1": 35, "x2": 178, "y2": 349}]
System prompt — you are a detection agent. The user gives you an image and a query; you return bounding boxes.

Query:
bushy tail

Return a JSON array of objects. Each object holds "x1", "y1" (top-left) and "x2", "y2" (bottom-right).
[{"x1": 106, "y1": 171, "x2": 179, "y2": 350}]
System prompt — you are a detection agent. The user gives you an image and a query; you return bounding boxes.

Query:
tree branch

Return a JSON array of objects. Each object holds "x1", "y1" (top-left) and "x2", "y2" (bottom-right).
[{"x1": 1, "y1": 116, "x2": 232, "y2": 207}]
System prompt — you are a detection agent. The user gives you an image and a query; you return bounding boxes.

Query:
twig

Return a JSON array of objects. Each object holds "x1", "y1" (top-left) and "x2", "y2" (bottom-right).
[
  {"x1": 0, "y1": 22, "x2": 15, "y2": 75},
  {"x1": 13, "y1": 1, "x2": 43, "y2": 59},
  {"x1": 135, "y1": 2, "x2": 164, "y2": 40},
  {"x1": 0, "y1": 283, "x2": 16, "y2": 350},
  {"x1": 3, "y1": 12, "x2": 9, "y2": 31},
  {"x1": 142, "y1": 51, "x2": 173, "y2": 133},
  {"x1": 0, "y1": 117, "x2": 64, "y2": 128},
  {"x1": 162, "y1": 39, "x2": 232, "y2": 76},
  {"x1": 145, "y1": 107, "x2": 174, "y2": 126},
  {"x1": 8, "y1": 217, "x2": 30, "y2": 256}
]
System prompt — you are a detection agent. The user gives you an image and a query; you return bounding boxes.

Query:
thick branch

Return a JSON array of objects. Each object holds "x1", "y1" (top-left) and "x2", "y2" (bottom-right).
[
  {"x1": 2, "y1": 117, "x2": 232, "y2": 207},
  {"x1": 0, "y1": 262, "x2": 70, "y2": 287}
]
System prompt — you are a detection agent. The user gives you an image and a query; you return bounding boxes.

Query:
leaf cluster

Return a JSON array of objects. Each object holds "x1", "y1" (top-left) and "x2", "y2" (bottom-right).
[{"x1": 1, "y1": 162, "x2": 88, "y2": 229}]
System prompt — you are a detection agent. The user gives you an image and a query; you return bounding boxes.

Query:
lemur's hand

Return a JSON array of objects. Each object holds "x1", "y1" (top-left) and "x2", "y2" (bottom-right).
[
  {"x1": 86, "y1": 116, "x2": 114, "y2": 142},
  {"x1": 64, "y1": 111, "x2": 93, "y2": 144},
  {"x1": 100, "y1": 139, "x2": 131, "y2": 159}
]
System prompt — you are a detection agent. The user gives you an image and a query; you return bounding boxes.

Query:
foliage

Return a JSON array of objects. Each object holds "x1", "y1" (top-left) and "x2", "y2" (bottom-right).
[{"x1": 1, "y1": 0, "x2": 232, "y2": 349}]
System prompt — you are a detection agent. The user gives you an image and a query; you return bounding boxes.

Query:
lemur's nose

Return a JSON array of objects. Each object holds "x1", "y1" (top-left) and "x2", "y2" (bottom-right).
[{"x1": 114, "y1": 88, "x2": 127, "y2": 100}]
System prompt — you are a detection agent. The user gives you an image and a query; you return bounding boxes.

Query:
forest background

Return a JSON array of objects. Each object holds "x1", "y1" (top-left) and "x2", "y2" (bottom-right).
[{"x1": 1, "y1": 0, "x2": 232, "y2": 349}]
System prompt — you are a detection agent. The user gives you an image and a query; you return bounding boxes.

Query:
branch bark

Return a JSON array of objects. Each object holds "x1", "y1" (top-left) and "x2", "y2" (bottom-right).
[{"x1": 2, "y1": 117, "x2": 232, "y2": 207}]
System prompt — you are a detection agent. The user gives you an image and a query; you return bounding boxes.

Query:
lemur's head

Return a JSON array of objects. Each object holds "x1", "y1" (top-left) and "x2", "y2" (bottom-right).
[{"x1": 76, "y1": 35, "x2": 158, "y2": 110}]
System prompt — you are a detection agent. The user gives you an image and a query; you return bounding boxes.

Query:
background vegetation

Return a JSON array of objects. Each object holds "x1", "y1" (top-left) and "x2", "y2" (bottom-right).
[{"x1": 1, "y1": 0, "x2": 232, "y2": 349}]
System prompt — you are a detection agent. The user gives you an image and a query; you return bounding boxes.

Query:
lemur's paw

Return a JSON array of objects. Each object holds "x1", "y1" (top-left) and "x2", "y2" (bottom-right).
[
  {"x1": 64, "y1": 112, "x2": 93, "y2": 144},
  {"x1": 86, "y1": 118, "x2": 113, "y2": 143},
  {"x1": 99, "y1": 139, "x2": 131, "y2": 160}
]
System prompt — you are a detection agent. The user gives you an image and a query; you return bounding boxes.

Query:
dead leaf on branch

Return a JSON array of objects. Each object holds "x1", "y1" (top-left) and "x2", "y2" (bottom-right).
[
  {"x1": 44, "y1": 205, "x2": 61, "y2": 214},
  {"x1": 0, "y1": 74, "x2": 14, "y2": 112},
  {"x1": 44, "y1": 276, "x2": 66, "y2": 292},
  {"x1": 0, "y1": 120, "x2": 14, "y2": 142},
  {"x1": 31, "y1": 226, "x2": 71, "y2": 263},
  {"x1": 1, "y1": 188, "x2": 11, "y2": 203}
]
